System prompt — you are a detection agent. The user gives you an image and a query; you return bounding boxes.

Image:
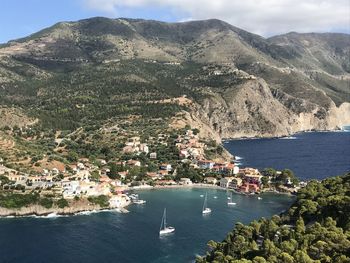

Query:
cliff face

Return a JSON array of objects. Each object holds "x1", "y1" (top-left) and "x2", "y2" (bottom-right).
[{"x1": 184, "y1": 78, "x2": 350, "y2": 139}]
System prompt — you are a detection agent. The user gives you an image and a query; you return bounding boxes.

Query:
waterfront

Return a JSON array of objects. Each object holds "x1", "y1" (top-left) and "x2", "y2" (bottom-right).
[
  {"x1": 1, "y1": 131, "x2": 349, "y2": 262},
  {"x1": 224, "y1": 131, "x2": 350, "y2": 180},
  {"x1": 0, "y1": 188, "x2": 294, "y2": 263}
]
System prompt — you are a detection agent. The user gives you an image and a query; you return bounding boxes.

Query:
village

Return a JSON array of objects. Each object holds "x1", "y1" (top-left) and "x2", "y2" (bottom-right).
[{"x1": 0, "y1": 129, "x2": 301, "y2": 215}]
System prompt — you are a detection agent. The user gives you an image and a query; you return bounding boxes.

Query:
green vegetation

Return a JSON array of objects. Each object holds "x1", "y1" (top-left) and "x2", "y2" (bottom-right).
[
  {"x1": 87, "y1": 195, "x2": 109, "y2": 207},
  {"x1": 198, "y1": 173, "x2": 350, "y2": 263},
  {"x1": 56, "y1": 198, "x2": 69, "y2": 208},
  {"x1": 0, "y1": 192, "x2": 40, "y2": 209}
]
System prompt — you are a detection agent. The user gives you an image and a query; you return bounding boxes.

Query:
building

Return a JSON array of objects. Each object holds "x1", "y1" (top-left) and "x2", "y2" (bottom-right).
[
  {"x1": 127, "y1": 160, "x2": 141, "y2": 167},
  {"x1": 180, "y1": 178, "x2": 192, "y2": 185},
  {"x1": 150, "y1": 152, "x2": 157, "y2": 159},
  {"x1": 139, "y1": 144, "x2": 149, "y2": 154},
  {"x1": 160, "y1": 163, "x2": 172, "y2": 171},
  {"x1": 240, "y1": 183, "x2": 260, "y2": 193},
  {"x1": 228, "y1": 178, "x2": 243, "y2": 189},
  {"x1": 146, "y1": 172, "x2": 161, "y2": 180},
  {"x1": 220, "y1": 177, "x2": 234, "y2": 188},
  {"x1": 62, "y1": 180, "x2": 80, "y2": 198},
  {"x1": 205, "y1": 177, "x2": 217, "y2": 185},
  {"x1": 198, "y1": 160, "x2": 215, "y2": 170}
]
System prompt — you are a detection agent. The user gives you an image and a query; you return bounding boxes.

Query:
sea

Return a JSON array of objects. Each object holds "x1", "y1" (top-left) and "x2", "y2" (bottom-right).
[
  {"x1": 0, "y1": 131, "x2": 349, "y2": 263},
  {"x1": 224, "y1": 131, "x2": 350, "y2": 180}
]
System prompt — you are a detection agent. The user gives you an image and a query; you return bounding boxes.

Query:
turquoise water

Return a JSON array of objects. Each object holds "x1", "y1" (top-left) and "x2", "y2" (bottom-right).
[{"x1": 0, "y1": 188, "x2": 294, "y2": 263}]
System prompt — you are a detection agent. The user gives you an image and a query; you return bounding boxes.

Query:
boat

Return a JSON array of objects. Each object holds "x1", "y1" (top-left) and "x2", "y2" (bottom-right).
[
  {"x1": 133, "y1": 199, "x2": 146, "y2": 204},
  {"x1": 200, "y1": 194, "x2": 204, "y2": 197},
  {"x1": 202, "y1": 193, "x2": 212, "y2": 214},
  {"x1": 258, "y1": 197, "x2": 262, "y2": 200},
  {"x1": 159, "y1": 208, "x2": 175, "y2": 235},
  {"x1": 213, "y1": 196, "x2": 218, "y2": 199},
  {"x1": 227, "y1": 192, "x2": 236, "y2": 205}
]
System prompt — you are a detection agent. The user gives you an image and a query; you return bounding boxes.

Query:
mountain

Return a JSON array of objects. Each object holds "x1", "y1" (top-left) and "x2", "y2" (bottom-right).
[{"x1": 0, "y1": 17, "x2": 349, "y2": 138}]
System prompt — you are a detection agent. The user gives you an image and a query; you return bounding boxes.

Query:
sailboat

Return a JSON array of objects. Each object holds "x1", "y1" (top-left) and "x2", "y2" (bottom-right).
[
  {"x1": 227, "y1": 192, "x2": 236, "y2": 205},
  {"x1": 202, "y1": 193, "x2": 212, "y2": 214},
  {"x1": 159, "y1": 208, "x2": 175, "y2": 235}
]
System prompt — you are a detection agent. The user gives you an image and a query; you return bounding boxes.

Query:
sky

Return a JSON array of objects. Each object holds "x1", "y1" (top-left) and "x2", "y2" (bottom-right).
[{"x1": 1, "y1": 0, "x2": 349, "y2": 43}]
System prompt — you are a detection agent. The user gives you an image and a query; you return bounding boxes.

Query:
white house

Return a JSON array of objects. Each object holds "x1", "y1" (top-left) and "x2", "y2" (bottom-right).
[
  {"x1": 62, "y1": 180, "x2": 80, "y2": 199},
  {"x1": 180, "y1": 178, "x2": 192, "y2": 185},
  {"x1": 160, "y1": 163, "x2": 172, "y2": 171}
]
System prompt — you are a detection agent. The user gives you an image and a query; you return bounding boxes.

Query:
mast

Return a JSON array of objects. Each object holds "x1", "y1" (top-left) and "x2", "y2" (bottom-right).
[
  {"x1": 160, "y1": 208, "x2": 165, "y2": 231},
  {"x1": 203, "y1": 193, "x2": 207, "y2": 211},
  {"x1": 164, "y1": 208, "x2": 167, "y2": 229}
]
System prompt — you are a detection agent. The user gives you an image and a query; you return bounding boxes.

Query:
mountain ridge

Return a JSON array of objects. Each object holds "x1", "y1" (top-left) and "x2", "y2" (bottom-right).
[{"x1": 0, "y1": 17, "x2": 349, "y2": 139}]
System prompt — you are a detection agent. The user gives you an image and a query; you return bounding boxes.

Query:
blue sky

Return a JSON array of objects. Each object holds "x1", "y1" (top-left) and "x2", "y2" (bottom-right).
[
  {"x1": 0, "y1": 0, "x2": 182, "y2": 43},
  {"x1": 1, "y1": 0, "x2": 349, "y2": 43}
]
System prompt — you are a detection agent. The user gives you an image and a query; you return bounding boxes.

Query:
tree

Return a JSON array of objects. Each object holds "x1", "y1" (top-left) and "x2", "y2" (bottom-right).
[
  {"x1": 67, "y1": 151, "x2": 78, "y2": 162},
  {"x1": 56, "y1": 198, "x2": 69, "y2": 208}
]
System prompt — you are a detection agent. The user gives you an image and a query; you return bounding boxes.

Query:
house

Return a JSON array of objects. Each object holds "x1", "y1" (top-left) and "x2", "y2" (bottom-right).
[
  {"x1": 160, "y1": 163, "x2": 172, "y2": 171},
  {"x1": 146, "y1": 172, "x2": 161, "y2": 180},
  {"x1": 62, "y1": 180, "x2": 80, "y2": 198},
  {"x1": 205, "y1": 177, "x2": 217, "y2": 185},
  {"x1": 77, "y1": 162, "x2": 85, "y2": 170},
  {"x1": 51, "y1": 168, "x2": 59, "y2": 175},
  {"x1": 158, "y1": 170, "x2": 169, "y2": 177},
  {"x1": 179, "y1": 150, "x2": 189, "y2": 159},
  {"x1": 220, "y1": 177, "x2": 234, "y2": 188},
  {"x1": 139, "y1": 144, "x2": 149, "y2": 154},
  {"x1": 226, "y1": 163, "x2": 239, "y2": 175},
  {"x1": 27, "y1": 176, "x2": 43, "y2": 183},
  {"x1": 240, "y1": 183, "x2": 260, "y2": 193},
  {"x1": 229, "y1": 178, "x2": 243, "y2": 189},
  {"x1": 7, "y1": 172, "x2": 26, "y2": 182},
  {"x1": 150, "y1": 152, "x2": 157, "y2": 159},
  {"x1": 100, "y1": 175, "x2": 112, "y2": 183},
  {"x1": 198, "y1": 160, "x2": 215, "y2": 170},
  {"x1": 127, "y1": 160, "x2": 141, "y2": 167},
  {"x1": 180, "y1": 178, "x2": 192, "y2": 185},
  {"x1": 123, "y1": 145, "x2": 136, "y2": 154},
  {"x1": 118, "y1": 171, "x2": 128, "y2": 180}
]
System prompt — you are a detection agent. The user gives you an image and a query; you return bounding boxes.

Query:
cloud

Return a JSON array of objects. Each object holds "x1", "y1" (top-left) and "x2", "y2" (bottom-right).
[{"x1": 82, "y1": 0, "x2": 350, "y2": 36}]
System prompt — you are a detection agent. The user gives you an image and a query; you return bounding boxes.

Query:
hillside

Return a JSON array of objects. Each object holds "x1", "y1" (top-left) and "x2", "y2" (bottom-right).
[
  {"x1": 197, "y1": 173, "x2": 350, "y2": 262},
  {"x1": 0, "y1": 17, "x2": 349, "y2": 139}
]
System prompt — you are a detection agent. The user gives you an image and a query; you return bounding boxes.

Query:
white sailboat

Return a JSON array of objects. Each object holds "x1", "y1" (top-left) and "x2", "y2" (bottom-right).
[
  {"x1": 227, "y1": 192, "x2": 236, "y2": 205},
  {"x1": 202, "y1": 193, "x2": 212, "y2": 214},
  {"x1": 159, "y1": 208, "x2": 175, "y2": 235}
]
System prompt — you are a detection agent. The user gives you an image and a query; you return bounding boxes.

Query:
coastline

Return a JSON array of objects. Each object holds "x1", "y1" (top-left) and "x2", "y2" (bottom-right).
[
  {"x1": 0, "y1": 184, "x2": 295, "y2": 218},
  {"x1": 0, "y1": 199, "x2": 131, "y2": 218},
  {"x1": 129, "y1": 183, "x2": 295, "y2": 196},
  {"x1": 221, "y1": 127, "x2": 349, "y2": 142}
]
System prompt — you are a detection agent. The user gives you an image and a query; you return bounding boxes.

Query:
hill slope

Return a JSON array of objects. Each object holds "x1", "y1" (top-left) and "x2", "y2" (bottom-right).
[
  {"x1": 198, "y1": 173, "x2": 350, "y2": 262},
  {"x1": 0, "y1": 17, "x2": 349, "y2": 138}
]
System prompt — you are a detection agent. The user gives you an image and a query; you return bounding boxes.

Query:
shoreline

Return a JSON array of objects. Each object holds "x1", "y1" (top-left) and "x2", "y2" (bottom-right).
[
  {"x1": 221, "y1": 128, "x2": 349, "y2": 142},
  {"x1": 0, "y1": 199, "x2": 131, "y2": 219},
  {"x1": 129, "y1": 183, "x2": 295, "y2": 196},
  {"x1": 0, "y1": 184, "x2": 295, "y2": 219}
]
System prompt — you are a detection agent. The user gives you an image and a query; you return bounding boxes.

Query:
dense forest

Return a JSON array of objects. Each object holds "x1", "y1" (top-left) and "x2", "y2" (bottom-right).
[{"x1": 197, "y1": 173, "x2": 350, "y2": 263}]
